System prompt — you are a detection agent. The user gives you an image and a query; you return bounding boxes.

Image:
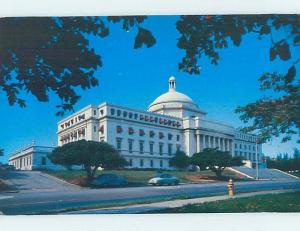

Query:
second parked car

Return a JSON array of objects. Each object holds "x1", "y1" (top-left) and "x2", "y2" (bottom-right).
[
  {"x1": 91, "y1": 174, "x2": 128, "y2": 187},
  {"x1": 148, "y1": 173, "x2": 180, "y2": 186}
]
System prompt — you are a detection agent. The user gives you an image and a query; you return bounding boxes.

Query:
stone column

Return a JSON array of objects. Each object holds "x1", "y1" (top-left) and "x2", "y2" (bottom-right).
[
  {"x1": 218, "y1": 137, "x2": 221, "y2": 150},
  {"x1": 222, "y1": 138, "x2": 225, "y2": 151},
  {"x1": 208, "y1": 135, "x2": 211, "y2": 148},
  {"x1": 212, "y1": 136, "x2": 216, "y2": 148},
  {"x1": 196, "y1": 133, "x2": 200, "y2": 153}
]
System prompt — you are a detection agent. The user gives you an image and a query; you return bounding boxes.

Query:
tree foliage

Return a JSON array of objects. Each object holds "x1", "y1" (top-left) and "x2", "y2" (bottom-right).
[
  {"x1": 175, "y1": 15, "x2": 300, "y2": 143},
  {"x1": 169, "y1": 150, "x2": 190, "y2": 170},
  {"x1": 49, "y1": 140, "x2": 127, "y2": 180},
  {"x1": 0, "y1": 16, "x2": 155, "y2": 116},
  {"x1": 2, "y1": 15, "x2": 299, "y2": 143},
  {"x1": 266, "y1": 148, "x2": 300, "y2": 171},
  {"x1": 190, "y1": 148, "x2": 243, "y2": 178}
]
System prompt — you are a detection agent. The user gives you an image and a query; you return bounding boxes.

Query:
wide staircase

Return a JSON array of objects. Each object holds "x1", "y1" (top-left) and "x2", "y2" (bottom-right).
[{"x1": 229, "y1": 166, "x2": 299, "y2": 180}]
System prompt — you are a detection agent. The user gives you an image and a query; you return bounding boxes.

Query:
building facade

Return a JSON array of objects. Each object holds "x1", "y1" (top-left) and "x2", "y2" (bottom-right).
[
  {"x1": 8, "y1": 145, "x2": 61, "y2": 170},
  {"x1": 56, "y1": 77, "x2": 263, "y2": 170}
]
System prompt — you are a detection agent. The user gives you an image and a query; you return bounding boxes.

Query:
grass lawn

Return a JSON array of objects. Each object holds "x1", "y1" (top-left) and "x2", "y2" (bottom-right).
[
  {"x1": 291, "y1": 172, "x2": 300, "y2": 178},
  {"x1": 155, "y1": 191, "x2": 300, "y2": 213},
  {"x1": 45, "y1": 168, "x2": 248, "y2": 186},
  {"x1": 0, "y1": 179, "x2": 10, "y2": 192}
]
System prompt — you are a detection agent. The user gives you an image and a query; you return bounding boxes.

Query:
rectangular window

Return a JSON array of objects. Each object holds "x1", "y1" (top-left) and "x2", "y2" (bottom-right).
[
  {"x1": 149, "y1": 142, "x2": 154, "y2": 155},
  {"x1": 159, "y1": 143, "x2": 163, "y2": 156},
  {"x1": 140, "y1": 159, "x2": 144, "y2": 167},
  {"x1": 168, "y1": 144, "x2": 172, "y2": 156},
  {"x1": 129, "y1": 159, "x2": 132, "y2": 166},
  {"x1": 128, "y1": 139, "x2": 133, "y2": 153},
  {"x1": 116, "y1": 138, "x2": 122, "y2": 151},
  {"x1": 117, "y1": 110, "x2": 121, "y2": 116},
  {"x1": 110, "y1": 108, "x2": 115, "y2": 115},
  {"x1": 100, "y1": 109, "x2": 104, "y2": 115},
  {"x1": 240, "y1": 144, "x2": 242, "y2": 149},
  {"x1": 176, "y1": 144, "x2": 181, "y2": 151},
  {"x1": 150, "y1": 159, "x2": 153, "y2": 167},
  {"x1": 176, "y1": 135, "x2": 180, "y2": 141},
  {"x1": 93, "y1": 110, "x2": 97, "y2": 116},
  {"x1": 235, "y1": 143, "x2": 237, "y2": 149},
  {"x1": 139, "y1": 141, "x2": 144, "y2": 154},
  {"x1": 160, "y1": 160, "x2": 163, "y2": 168},
  {"x1": 41, "y1": 157, "x2": 46, "y2": 165},
  {"x1": 94, "y1": 126, "x2": 96, "y2": 132}
]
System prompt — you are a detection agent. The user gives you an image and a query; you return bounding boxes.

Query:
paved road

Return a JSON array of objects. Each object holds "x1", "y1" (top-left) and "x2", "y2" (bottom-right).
[
  {"x1": 0, "y1": 170, "x2": 78, "y2": 193},
  {"x1": 0, "y1": 171, "x2": 300, "y2": 215},
  {"x1": 68, "y1": 189, "x2": 300, "y2": 214}
]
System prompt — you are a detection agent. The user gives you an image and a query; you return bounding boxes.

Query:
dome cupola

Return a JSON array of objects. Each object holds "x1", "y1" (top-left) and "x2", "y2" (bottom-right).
[{"x1": 148, "y1": 76, "x2": 206, "y2": 118}]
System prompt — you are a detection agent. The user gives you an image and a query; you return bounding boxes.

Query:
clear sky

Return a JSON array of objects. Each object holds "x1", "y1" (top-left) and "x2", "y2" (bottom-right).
[{"x1": 0, "y1": 16, "x2": 299, "y2": 162}]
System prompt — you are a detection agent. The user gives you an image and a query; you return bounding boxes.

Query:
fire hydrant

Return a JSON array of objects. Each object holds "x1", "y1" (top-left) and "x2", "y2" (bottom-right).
[{"x1": 227, "y1": 178, "x2": 234, "y2": 196}]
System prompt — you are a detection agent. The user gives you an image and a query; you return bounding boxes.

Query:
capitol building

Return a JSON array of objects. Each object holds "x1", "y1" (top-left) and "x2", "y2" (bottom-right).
[{"x1": 56, "y1": 76, "x2": 262, "y2": 170}]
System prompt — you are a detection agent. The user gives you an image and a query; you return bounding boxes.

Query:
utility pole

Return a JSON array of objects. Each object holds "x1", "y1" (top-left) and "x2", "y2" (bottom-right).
[{"x1": 256, "y1": 138, "x2": 259, "y2": 180}]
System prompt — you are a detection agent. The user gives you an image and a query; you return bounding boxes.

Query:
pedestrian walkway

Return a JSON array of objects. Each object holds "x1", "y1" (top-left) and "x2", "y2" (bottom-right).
[
  {"x1": 229, "y1": 167, "x2": 298, "y2": 180},
  {"x1": 67, "y1": 188, "x2": 300, "y2": 214},
  {"x1": 0, "y1": 170, "x2": 79, "y2": 193}
]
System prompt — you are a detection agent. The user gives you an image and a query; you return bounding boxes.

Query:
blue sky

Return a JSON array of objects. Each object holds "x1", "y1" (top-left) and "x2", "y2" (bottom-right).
[{"x1": 0, "y1": 16, "x2": 298, "y2": 162}]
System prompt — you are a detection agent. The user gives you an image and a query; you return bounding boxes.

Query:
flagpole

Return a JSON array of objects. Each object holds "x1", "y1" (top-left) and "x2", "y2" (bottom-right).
[{"x1": 256, "y1": 138, "x2": 259, "y2": 180}]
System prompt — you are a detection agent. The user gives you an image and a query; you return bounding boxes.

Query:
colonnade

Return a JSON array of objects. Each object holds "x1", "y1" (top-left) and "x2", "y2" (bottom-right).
[{"x1": 196, "y1": 131, "x2": 234, "y2": 155}]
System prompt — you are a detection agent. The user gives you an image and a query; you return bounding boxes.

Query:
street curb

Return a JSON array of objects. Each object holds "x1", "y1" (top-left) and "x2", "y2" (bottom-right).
[
  {"x1": 39, "y1": 171, "x2": 82, "y2": 189},
  {"x1": 65, "y1": 188, "x2": 300, "y2": 214},
  {"x1": 272, "y1": 169, "x2": 299, "y2": 179}
]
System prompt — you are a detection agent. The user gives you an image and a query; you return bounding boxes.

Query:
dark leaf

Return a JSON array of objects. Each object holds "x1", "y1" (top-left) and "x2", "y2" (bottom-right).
[
  {"x1": 134, "y1": 27, "x2": 156, "y2": 49},
  {"x1": 270, "y1": 46, "x2": 277, "y2": 61},
  {"x1": 277, "y1": 42, "x2": 291, "y2": 61}
]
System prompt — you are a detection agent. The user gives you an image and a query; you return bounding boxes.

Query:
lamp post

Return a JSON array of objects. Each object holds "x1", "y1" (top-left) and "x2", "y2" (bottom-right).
[{"x1": 255, "y1": 138, "x2": 259, "y2": 180}]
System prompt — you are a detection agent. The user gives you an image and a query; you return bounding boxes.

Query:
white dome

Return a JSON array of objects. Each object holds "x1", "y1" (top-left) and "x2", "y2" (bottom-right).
[
  {"x1": 148, "y1": 76, "x2": 200, "y2": 112},
  {"x1": 149, "y1": 91, "x2": 197, "y2": 108}
]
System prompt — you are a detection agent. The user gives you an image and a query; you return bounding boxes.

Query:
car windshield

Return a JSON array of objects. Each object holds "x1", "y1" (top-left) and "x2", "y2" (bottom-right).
[
  {"x1": 98, "y1": 174, "x2": 118, "y2": 179},
  {"x1": 158, "y1": 174, "x2": 171, "y2": 178}
]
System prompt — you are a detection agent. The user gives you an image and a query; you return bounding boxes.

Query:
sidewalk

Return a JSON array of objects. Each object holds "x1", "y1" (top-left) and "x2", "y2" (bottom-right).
[{"x1": 67, "y1": 188, "x2": 300, "y2": 214}]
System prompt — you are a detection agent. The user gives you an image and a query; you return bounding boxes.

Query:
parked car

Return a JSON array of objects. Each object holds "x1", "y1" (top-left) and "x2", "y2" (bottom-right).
[
  {"x1": 0, "y1": 164, "x2": 15, "y2": 171},
  {"x1": 148, "y1": 173, "x2": 179, "y2": 186},
  {"x1": 90, "y1": 174, "x2": 128, "y2": 187}
]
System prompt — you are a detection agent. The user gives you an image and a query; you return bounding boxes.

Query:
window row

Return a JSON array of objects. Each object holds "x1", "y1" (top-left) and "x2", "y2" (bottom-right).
[
  {"x1": 234, "y1": 151, "x2": 259, "y2": 160},
  {"x1": 235, "y1": 143, "x2": 256, "y2": 151},
  {"x1": 110, "y1": 108, "x2": 181, "y2": 127},
  {"x1": 60, "y1": 128, "x2": 86, "y2": 142},
  {"x1": 116, "y1": 126, "x2": 180, "y2": 141},
  {"x1": 128, "y1": 158, "x2": 168, "y2": 168},
  {"x1": 236, "y1": 133, "x2": 257, "y2": 142},
  {"x1": 116, "y1": 138, "x2": 180, "y2": 156},
  {"x1": 11, "y1": 155, "x2": 32, "y2": 169},
  {"x1": 60, "y1": 113, "x2": 86, "y2": 130}
]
